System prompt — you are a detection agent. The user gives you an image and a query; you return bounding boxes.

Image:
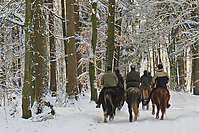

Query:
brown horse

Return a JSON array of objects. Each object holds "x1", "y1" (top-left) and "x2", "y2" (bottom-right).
[
  {"x1": 140, "y1": 86, "x2": 151, "y2": 110},
  {"x1": 126, "y1": 87, "x2": 141, "y2": 122},
  {"x1": 151, "y1": 87, "x2": 170, "y2": 120}
]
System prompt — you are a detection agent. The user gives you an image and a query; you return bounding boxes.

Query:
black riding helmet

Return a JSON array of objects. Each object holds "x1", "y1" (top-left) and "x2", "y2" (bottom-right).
[
  {"x1": 107, "y1": 65, "x2": 112, "y2": 71},
  {"x1": 144, "y1": 70, "x2": 147, "y2": 75},
  {"x1": 158, "y1": 64, "x2": 163, "y2": 69}
]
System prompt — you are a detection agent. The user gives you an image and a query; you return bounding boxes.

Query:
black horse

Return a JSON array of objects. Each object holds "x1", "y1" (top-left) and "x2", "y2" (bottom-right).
[
  {"x1": 126, "y1": 87, "x2": 141, "y2": 122},
  {"x1": 101, "y1": 88, "x2": 117, "y2": 123}
]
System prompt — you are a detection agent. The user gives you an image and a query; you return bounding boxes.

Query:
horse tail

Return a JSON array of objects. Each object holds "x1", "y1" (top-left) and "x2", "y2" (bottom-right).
[
  {"x1": 104, "y1": 93, "x2": 115, "y2": 115},
  {"x1": 127, "y1": 87, "x2": 140, "y2": 117},
  {"x1": 131, "y1": 101, "x2": 139, "y2": 117},
  {"x1": 160, "y1": 89, "x2": 167, "y2": 114}
]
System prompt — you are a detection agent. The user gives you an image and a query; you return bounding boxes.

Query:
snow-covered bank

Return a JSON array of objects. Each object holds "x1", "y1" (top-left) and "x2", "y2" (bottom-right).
[{"x1": 0, "y1": 90, "x2": 199, "y2": 133}]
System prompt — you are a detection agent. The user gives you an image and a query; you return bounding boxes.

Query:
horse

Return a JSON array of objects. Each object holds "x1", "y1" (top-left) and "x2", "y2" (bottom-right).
[
  {"x1": 126, "y1": 87, "x2": 141, "y2": 122},
  {"x1": 140, "y1": 86, "x2": 151, "y2": 110},
  {"x1": 101, "y1": 88, "x2": 117, "y2": 123},
  {"x1": 114, "y1": 87, "x2": 125, "y2": 110},
  {"x1": 151, "y1": 87, "x2": 170, "y2": 120}
]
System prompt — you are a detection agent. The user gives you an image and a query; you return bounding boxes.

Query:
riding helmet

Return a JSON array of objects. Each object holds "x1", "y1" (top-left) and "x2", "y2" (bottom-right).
[{"x1": 107, "y1": 65, "x2": 112, "y2": 71}]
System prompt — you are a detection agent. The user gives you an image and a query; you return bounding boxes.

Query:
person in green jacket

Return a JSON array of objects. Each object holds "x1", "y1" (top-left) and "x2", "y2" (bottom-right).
[
  {"x1": 126, "y1": 64, "x2": 140, "y2": 89},
  {"x1": 96, "y1": 65, "x2": 118, "y2": 108},
  {"x1": 140, "y1": 70, "x2": 150, "y2": 88}
]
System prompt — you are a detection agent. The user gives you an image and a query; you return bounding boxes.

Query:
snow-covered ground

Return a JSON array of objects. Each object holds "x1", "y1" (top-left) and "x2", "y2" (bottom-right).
[{"x1": 1, "y1": 90, "x2": 199, "y2": 133}]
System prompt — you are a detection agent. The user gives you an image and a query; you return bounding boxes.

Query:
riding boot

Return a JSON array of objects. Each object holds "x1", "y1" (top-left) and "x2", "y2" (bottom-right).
[{"x1": 143, "y1": 87, "x2": 156, "y2": 106}]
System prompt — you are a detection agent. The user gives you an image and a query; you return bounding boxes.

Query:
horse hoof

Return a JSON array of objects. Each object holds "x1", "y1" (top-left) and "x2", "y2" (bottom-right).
[
  {"x1": 129, "y1": 119, "x2": 132, "y2": 122},
  {"x1": 152, "y1": 112, "x2": 155, "y2": 115},
  {"x1": 134, "y1": 117, "x2": 137, "y2": 121},
  {"x1": 156, "y1": 116, "x2": 159, "y2": 119}
]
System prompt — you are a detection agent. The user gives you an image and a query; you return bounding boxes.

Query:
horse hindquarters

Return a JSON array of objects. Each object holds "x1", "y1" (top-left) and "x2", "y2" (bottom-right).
[
  {"x1": 126, "y1": 87, "x2": 141, "y2": 122},
  {"x1": 141, "y1": 87, "x2": 150, "y2": 110},
  {"x1": 103, "y1": 89, "x2": 117, "y2": 123},
  {"x1": 160, "y1": 89, "x2": 170, "y2": 120},
  {"x1": 152, "y1": 88, "x2": 170, "y2": 120}
]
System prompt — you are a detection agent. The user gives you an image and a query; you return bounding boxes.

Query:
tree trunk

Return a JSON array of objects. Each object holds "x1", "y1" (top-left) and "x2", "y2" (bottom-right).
[
  {"x1": 90, "y1": 2, "x2": 97, "y2": 102},
  {"x1": 191, "y1": 7, "x2": 199, "y2": 95},
  {"x1": 168, "y1": 28, "x2": 178, "y2": 90},
  {"x1": 48, "y1": 0, "x2": 57, "y2": 95},
  {"x1": 62, "y1": 0, "x2": 68, "y2": 91},
  {"x1": 177, "y1": 54, "x2": 185, "y2": 89},
  {"x1": 33, "y1": 0, "x2": 49, "y2": 114},
  {"x1": 106, "y1": 0, "x2": 115, "y2": 68},
  {"x1": 74, "y1": 0, "x2": 82, "y2": 93},
  {"x1": 22, "y1": 0, "x2": 34, "y2": 119},
  {"x1": 193, "y1": 49, "x2": 199, "y2": 95},
  {"x1": 114, "y1": 6, "x2": 122, "y2": 69},
  {"x1": 66, "y1": 0, "x2": 78, "y2": 96}
]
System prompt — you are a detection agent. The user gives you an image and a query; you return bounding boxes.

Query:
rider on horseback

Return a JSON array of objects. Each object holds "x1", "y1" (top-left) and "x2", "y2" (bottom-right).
[
  {"x1": 140, "y1": 70, "x2": 150, "y2": 88},
  {"x1": 144, "y1": 64, "x2": 171, "y2": 108},
  {"x1": 126, "y1": 64, "x2": 140, "y2": 89},
  {"x1": 96, "y1": 65, "x2": 118, "y2": 108}
]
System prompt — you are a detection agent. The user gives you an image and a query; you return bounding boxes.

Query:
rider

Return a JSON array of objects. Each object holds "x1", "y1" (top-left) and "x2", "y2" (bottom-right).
[
  {"x1": 140, "y1": 70, "x2": 150, "y2": 88},
  {"x1": 115, "y1": 68, "x2": 125, "y2": 107},
  {"x1": 144, "y1": 64, "x2": 171, "y2": 108},
  {"x1": 148, "y1": 72, "x2": 153, "y2": 86},
  {"x1": 115, "y1": 68, "x2": 124, "y2": 92},
  {"x1": 96, "y1": 65, "x2": 118, "y2": 108},
  {"x1": 126, "y1": 64, "x2": 140, "y2": 90}
]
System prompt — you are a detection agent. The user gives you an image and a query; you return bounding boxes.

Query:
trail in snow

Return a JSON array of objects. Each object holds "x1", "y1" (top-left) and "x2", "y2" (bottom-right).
[{"x1": 0, "y1": 90, "x2": 199, "y2": 133}]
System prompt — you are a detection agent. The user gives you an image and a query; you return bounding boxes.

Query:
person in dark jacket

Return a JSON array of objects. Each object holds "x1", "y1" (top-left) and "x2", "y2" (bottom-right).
[
  {"x1": 115, "y1": 69, "x2": 125, "y2": 107},
  {"x1": 148, "y1": 72, "x2": 153, "y2": 85},
  {"x1": 144, "y1": 64, "x2": 171, "y2": 108},
  {"x1": 115, "y1": 69, "x2": 124, "y2": 92},
  {"x1": 96, "y1": 65, "x2": 118, "y2": 108},
  {"x1": 140, "y1": 70, "x2": 150, "y2": 88},
  {"x1": 126, "y1": 64, "x2": 140, "y2": 89}
]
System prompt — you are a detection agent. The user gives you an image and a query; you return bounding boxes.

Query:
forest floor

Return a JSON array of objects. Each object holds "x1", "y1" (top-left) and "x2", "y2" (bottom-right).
[{"x1": 0, "y1": 90, "x2": 199, "y2": 133}]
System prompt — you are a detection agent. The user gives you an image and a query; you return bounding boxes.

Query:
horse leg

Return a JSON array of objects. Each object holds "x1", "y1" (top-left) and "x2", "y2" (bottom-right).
[
  {"x1": 109, "y1": 114, "x2": 114, "y2": 121},
  {"x1": 161, "y1": 112, "x2": 164, "y2": 120},
  {"x1": 156, "y1": 103, "x2": 160, "y2": 119},
  {"x1": 128, "y1": 103, "x2": 133, "y2": 122},
  {"x1": 146, "y1": 90, "x2": 149, "y2": 110},
  {"x1": 104, "y1": 111, "x2": 108, "y2": 123},
  {"x1": 109, "y1": 109, "x2": 115, "y2": 121},
  {"x1": 147, "y1": 104, "x2": 149, "y2": 110},
  {"x1": 152, "y1": 103, "x2": 155, "y2": 115},
  {"x1": 142, "y1": 99, "x2": 145, "y2": 110}
]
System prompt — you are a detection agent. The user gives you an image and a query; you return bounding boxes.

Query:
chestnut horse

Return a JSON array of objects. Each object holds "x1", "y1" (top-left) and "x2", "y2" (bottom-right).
[
  {"x1": 140, "y1": 86, "x2": 151, "y2": 110},
  {"x1": 151, "y1": 87, "x2": 170, "y2": 120},
  {"x1": 101, "y1": 88, "x2": 117, "y2": 123},
  {"x1": 126, "y1": 87, "x2": 141, "y2": 122}
]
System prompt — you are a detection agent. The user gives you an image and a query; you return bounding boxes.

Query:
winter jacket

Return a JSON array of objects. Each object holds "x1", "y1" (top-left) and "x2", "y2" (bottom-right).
[
  {"x1": 101, "y1": 70, "x2": 118, "y2": 88},
  {"x1": 141, "y1": 74, "x2": 150, "y2": 87},
  {"x1": 126, "y1": 70, "x2": 140, "y2": 88},
  {"x1": 148, "y1": 74, "x2": 152, "y2": 85},
  {"x1": 152, "y1": 69, "x2": 169, "y2": 88},
  {"x1": 115, "y1": 73, "x2": 124, "y2": 90}
]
